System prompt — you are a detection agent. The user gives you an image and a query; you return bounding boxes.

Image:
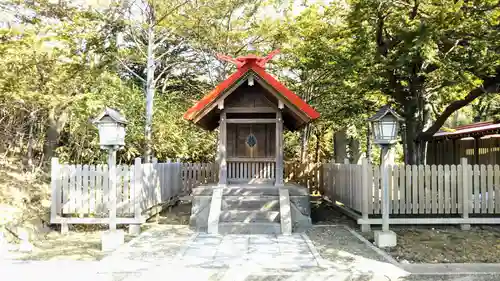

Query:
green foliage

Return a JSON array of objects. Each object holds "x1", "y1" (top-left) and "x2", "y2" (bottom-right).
[{"x1": 1, "y1": 0, "x2": 499, "y2": 167}]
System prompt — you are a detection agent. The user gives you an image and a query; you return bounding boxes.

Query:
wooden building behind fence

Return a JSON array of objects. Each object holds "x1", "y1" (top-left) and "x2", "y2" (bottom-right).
[{"x1": 426, "y1": 121, "x2": 500, "y2": 165}]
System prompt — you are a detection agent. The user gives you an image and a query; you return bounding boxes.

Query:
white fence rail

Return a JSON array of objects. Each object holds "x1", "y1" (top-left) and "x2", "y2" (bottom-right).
[
  {"x1": 322, "y1": 158, "x2": 500, "y2": 227},
  {"x1": 50, "y1": 157, "x2": 183, "y2": 225},
  {"x1": 50, "y1": 155, "x2": 500, "y2": 227}
]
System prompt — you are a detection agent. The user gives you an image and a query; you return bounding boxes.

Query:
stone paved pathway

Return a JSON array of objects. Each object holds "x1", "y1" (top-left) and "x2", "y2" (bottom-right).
[
  {"x1": 98, "y1": 225, "x2": 194, "y2": 274},
  {"x1": 3, "y1": 225, "x2": 499, "y2": 281},
  {"x1": 175, "y1": 233, "x2": 320, "y2": 270},
  {"x1": 100, "y1": 225, "x2": 410, "y2": 281}
]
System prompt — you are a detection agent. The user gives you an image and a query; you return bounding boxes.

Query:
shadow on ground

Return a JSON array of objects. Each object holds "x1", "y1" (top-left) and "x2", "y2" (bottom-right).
[
  {"x1": 147, "y1": 199, "x2": 191, "y2": 225},
  {"x1": 12, "y1": 231, "x2": 135, "y2": 261}
]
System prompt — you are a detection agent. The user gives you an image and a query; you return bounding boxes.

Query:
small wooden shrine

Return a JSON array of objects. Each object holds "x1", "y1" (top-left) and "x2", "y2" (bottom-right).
[{"x1": 184, "y1": 50, "x2": 320, "y2": 186}]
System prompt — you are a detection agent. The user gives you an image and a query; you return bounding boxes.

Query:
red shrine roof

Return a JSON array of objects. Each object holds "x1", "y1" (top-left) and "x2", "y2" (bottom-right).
[
  {"x1": 184, "y1": 50, "x2": 320, "y2": 129},
  {"x1": 433, "y1": 121, "x2": 500, "y2": 139}
]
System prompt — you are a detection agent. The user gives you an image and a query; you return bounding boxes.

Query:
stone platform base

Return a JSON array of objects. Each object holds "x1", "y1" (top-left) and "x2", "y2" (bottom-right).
[{"x1": 190, "y1": 184, "x2": 312, "y2": 234}]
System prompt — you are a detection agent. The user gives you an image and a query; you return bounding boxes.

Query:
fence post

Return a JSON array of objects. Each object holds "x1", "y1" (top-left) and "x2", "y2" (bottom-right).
[
  {"x1": 152, "y1": 157, "x2": 160, "y2": 206},
  {"x1": 175, "y1": 159, "x2": 182, "y2": 194},
  {"x1": 133, "y1": 157, "x2": 143, "y2": 222},
  {"x1": 344, "y1": 158, "x2": 350, "y2": 206},
  {"x1": 50, "y1": 157, "x2": 61, "y2": 223},
  {"x1": 327, "y1": 160, "x2": 334, "y2": 201},
  {"x1": 461, "y1": 158, "x2": 471, "y2": 230},
  {"x1": 162, "y1": 158, "x2": 170, "y2": 202},
  {"x1": 360, "y1": 158, "x2": 371, "y2": 232},
  {"x1": 319, "y1": 160, "x2": 326, "y2": 195},
  {"x1": 129, "y1": 157, "x2": 143, "y2": 235}
]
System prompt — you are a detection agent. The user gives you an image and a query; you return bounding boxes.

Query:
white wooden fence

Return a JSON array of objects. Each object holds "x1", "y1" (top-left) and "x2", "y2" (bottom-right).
[
  {"x1": 49, "y1": 157, "x2": 210, "y2": 225},
  {"x1": 51, "y1": 154, "x2": 500, "y2": 227},
  {"x1": 323, "y1": 158, "x2": 500, "y2": 227}
]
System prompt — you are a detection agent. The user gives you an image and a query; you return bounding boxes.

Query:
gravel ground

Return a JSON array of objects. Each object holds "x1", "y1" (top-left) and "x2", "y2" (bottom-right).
[
  {"x1": 311, "y1": 198, "x2": 500, "y2": 264},
  {"x1": 361, "y1": 225, "x2": 500, "y2": 263},
  {"x1": 306, "y1": 225, "x2": 388, "y2": 263}
]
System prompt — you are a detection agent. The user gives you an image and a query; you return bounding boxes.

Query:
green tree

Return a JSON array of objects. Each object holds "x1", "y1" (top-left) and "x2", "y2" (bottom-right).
[{"x1": 347, "y1": 0, "x2": 500, "y2": 164}]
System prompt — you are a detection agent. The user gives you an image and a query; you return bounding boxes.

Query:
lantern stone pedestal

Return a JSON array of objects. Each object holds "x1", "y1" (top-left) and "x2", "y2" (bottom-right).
[
  {"x1": 101, "y1": 229, "x2": 125, "y2": 252},
  {"x1": 374, "y1": 230, "x2": 397, "y2": 248}
]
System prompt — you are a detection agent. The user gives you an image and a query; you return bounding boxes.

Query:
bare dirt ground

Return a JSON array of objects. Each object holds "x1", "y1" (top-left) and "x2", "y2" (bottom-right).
[
  {"x1": 310, "y1": 197, "x2": 357, "y2": 228},
  {"x1": 149, "y1": 199, "x2": 191, "y2": 225},
  {"x1": 8, "y1": 229, "x2": 135, "y2": 261},
  {"x1": 8, "y1": 198, "x2": 191, "y2": 261}
]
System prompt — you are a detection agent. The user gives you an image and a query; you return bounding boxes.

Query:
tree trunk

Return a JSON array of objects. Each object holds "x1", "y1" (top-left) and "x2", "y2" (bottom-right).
[
  {"x1": 314, "y1": 129, "x2": 321, "y2": 163},
  {"x1": 401, "y1": 123, "x2": 407, "y2": 164},
  {"x1": 366, "y1": 124, "x2": 372, "y2": 164},
  {"x1": 404, "y1": 100, "x2": 419, "y2": 165},
  {"x1": 349, "y1": 137, "x2": 361, "y2": 164},
  {"x1": 144, "y1": 24, "x2": 156, "y2": 163},
  {"x1": 404, "y1": 113, "x2": 427, "y2": 165},
  {"x1": 43, "y1": 109, "x2": 68, "y2": 163},
  {"x1": 27, "y1": 116, "x2": 35, "y2": 169},
  {"x1": 300, "y1": 123, "x2": 311, "y2": 163},
  {"x1": 334, "y1": 129, "x2": 347, "y2": 163}
]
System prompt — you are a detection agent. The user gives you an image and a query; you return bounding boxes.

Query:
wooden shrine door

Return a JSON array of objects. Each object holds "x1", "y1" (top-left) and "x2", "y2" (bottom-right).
[{"x1": 226, "y1": 123, "x2": 276, "y2": 183}]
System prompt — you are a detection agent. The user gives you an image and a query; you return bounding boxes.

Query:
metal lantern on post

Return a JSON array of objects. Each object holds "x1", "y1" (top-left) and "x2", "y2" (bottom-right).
[
  {"x1": 94, "y1": 108, "x2": 128, "y2": 149},
  {"x1": 93, "y1": 107, "x2": 128, "y2": 251},
  {"x1": 369, "y1": 112, "x2": 402, "y2": 146},
  {"x1": 367, "y1": 105, "x2": 403, "y2": 248}
]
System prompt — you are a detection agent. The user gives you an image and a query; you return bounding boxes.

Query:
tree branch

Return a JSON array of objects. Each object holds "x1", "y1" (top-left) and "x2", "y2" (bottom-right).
[
  {"x1": 117, "y1": 57, "x2": 146, "y2": 82},
  {"x1": 417, "y1": 75, "x2": 500, "y2": 141},
  {"x1": 153, "y1": 0, "x2": 189, "y2": 27},
  {"x1": 154, "y1": 65, "x2": 174, "y2": 84},
  {"x1": 128, "y1": 26, "x2": 148, "y2": 58}
]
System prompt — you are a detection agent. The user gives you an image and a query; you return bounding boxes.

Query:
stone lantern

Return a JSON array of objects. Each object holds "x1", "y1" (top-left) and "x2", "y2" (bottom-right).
[
  {"x1": 368, "y1": 105, "x2": 403, "y2": 146},
  {"x1": 93, "y1": 107, "x2": 128, "y2": 149},
  {"x1": 93, "y1": 107, "x2": 127, "y2": 251},
  {"x1": 368, "y1": 105, "x2": 404, "y2": 248}
]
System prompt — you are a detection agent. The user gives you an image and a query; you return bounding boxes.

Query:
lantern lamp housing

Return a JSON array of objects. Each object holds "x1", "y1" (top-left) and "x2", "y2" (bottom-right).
[
  {"x1": 368, "y1": 105, "x2": 404, "y2": 145},
  {"x1": 93, "y1": 107, "x2": 128, "y2": 148}
]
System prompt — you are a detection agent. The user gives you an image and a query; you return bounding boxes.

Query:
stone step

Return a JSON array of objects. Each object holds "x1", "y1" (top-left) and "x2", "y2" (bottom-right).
[
  {"x1": 219, "y1": 210, "x2": 280, "y2": 223},
  {"x1": 221, "y1": 197, "x2": 280, "y2": 211},
  {"x1": 192, "y1": 184, "x2": 308, "y2": 197},
  {"x1": 218, "y1": 222, "x2": 281, "y2": 234}
]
